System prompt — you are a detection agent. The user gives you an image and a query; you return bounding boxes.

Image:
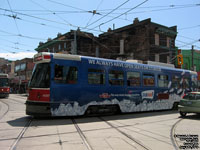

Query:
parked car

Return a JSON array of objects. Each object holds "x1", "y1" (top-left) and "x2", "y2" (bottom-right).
[{"x1": 178, "y1": 92, "x2": 200, "y2": 117}]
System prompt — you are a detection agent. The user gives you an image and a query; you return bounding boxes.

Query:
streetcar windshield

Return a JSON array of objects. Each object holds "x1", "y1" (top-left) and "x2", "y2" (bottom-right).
[
  {"x1": 0, "y1": 78, "x2": 9, "y2": 87},
  {"x1": 29, "y1": 63, "x2": 50, "y2": 88}
]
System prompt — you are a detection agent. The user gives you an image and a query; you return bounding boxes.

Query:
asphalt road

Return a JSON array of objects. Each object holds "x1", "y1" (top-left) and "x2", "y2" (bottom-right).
[{"x1": 0, "y1": 94, "x2": 199, "y2": 150}]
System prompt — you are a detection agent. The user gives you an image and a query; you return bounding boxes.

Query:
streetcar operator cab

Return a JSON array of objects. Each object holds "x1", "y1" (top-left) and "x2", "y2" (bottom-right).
[{"x1": 26, "y1": 52, "x2": 198, "y2": 117}]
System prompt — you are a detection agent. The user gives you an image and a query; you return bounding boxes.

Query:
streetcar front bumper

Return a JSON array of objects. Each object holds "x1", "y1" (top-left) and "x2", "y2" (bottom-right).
[
  {"x1": 26, "y1": 100, "x2": 51, "y2": 117},
  {"x1": 0, "y1": 93, "x2": 9, "y2": 98}
]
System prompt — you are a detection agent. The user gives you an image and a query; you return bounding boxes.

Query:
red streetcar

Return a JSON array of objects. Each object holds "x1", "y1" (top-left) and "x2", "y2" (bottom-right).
[{"x1": 0, "y1": 74, "x2": 10, "y2": 98}]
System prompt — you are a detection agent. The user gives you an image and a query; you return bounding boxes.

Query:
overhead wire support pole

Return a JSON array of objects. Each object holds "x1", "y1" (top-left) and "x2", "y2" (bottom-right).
[{"x1": 192, "y1": 45, "x2": 194, "y2": 71}]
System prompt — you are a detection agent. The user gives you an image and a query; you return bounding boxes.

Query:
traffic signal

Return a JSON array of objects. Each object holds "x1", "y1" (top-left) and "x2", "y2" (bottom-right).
[{"x1": 177, "y1": 54, "x2": 183, "y2": 65}]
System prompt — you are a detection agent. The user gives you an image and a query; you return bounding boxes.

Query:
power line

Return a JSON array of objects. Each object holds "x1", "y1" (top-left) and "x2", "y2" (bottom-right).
[
  {"x1": 176, "y1": 40, "x2": 200, "y2": 48},
  {"x1": 46, "y1": 0, "x2": 87, "y2": 12},
  {"x1": 85, "y1": 0, "x2": 130, "y2": 28},
  {"x1": 87, "y1": 0, "x2": 149, "y2": 32},
  {"x1": 85, "y1": 0, "x2": 104, "y2": 27},
  {"x1": 0, "y1": 7, "x2": 104, "y2": 33},
  {"x1": 98, "y1": 3, "x2": 200, "y2": 15},
  {"x1": 0, "y1": 13, "x2": 70, "y2": 31},
  {"x1": 0, "y1": 37, "x2": 34, "y2": 48},
  {"x1": 30, "y1": 0, "x2": 72, "y2": 26},
  {"x1": 96, "y1": 3, "x2": 200, "y2": 12},
  {"x1": 179, "y1": 25, "x2": 200, "y2": 30},
  {"x1": 6, "y1": 0, "x2": 21, "y2": 34},
  {"x1": 0, "y1": 29, "x2": 46, "y2": 40}
]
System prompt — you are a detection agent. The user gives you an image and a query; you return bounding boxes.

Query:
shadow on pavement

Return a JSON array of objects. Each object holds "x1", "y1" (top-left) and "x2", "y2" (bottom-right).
[
  {"x1": 179, "y1": 114, "x2": 200, "y2": 120},
  {"x1": 7, "y1": 110, "x2": 179, "y2": 127}
]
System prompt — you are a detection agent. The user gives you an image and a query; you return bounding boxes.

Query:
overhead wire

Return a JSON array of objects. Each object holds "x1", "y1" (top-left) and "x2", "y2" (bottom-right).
[
  {"x1": 95, "y1": 3, "x2": 200, "y2": 12},
  {"x1": 97, "y1": 3, "x2": 200, "y2": 15},
  {"x1": 85, "y1": 0, "x2": 130, "y2": 28},
  {"x1": 0, "y1": 13, "x2": 71, "y2": 31},
  {"x1": 85, "y1": 0, "x2": 104, "y2": 27},
  {"x1": 6, "y1": 0, "x2": 21, "y2": 34},
  {"x1": 0, "y1": 37, "x2": 34, "y2": 48},
  {"x1": 30, "y1": 0, "x2": 72, "y2": 26},
  {"x1": 87, "y1": 0, "x2": 149, "y2": 32},
  {"x1": 0, "y1": 29, "x2": 46, "y2": 40},
  {"x1": 179, "y1": 25, "x2": 200, "y2": 30},
  {"x1": 0, "y1": 7, "x2": 104, "y2": 33}
]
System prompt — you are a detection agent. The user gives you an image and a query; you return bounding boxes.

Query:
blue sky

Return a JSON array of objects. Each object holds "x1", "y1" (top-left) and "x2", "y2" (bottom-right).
[{"x1": 0, "y1": 0, "x2": 200, "y2": 60}]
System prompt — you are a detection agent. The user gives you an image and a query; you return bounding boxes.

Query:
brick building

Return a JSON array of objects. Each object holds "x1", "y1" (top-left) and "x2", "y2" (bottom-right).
[
  {"x1": 35, "y1": 18, "x2": 177, "y2": 65},
  {"x1": 98, "y1": 18, "x2": 177, "y2": 63},
  {"x1": 12, "y1": 58, "x2": 34, "y2": 93},
  {"x1": 35, "y1": 29, "x2": 98, "y2": 56}
]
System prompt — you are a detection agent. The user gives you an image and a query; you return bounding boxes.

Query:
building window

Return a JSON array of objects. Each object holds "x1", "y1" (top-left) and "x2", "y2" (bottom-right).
[
  {"x1": 158, "y1": 74, "x2": 169, "y2": 88},
  {"x1": 127, "y1": 72, "x2": 140, "y2": 86},
  {"x1": 155, "y1": 54, "x2": 159, "y2": 62},
  {"x1": 88, "y1": 68, "x2": 105, "y2": 85},
  {"x1": 167, "y1": 37, "x2": 171, "y2": 48},
  {"x1": 109, "y1": 70, "x2": 124, "y2": 86},
  {"x1": 58, "y1": 44, "x2": 61, "y2": 50},
  {"x1": 64, "y1": 43, "x2": 67, "y2": 49},
  {"x1": 159, "y1": 34, "x2": 167, "y2": 46},
  {"x1": 120, "y1": 40, "x2": 124, "y2": 54},
  {"x1": 143, "y1": 74, "x2": 155, "y2": 86},
  {"x1": 54, "y1": 64, "x2": 78, "y2": 84},
  {"x1": 155, "y1": 34, "x2": 159, "y2": 46}
]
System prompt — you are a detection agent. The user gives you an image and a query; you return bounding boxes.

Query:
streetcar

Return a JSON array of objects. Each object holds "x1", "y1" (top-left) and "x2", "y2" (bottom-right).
[
  {"x1": 26, "y1": 52, "x2": 198, "y2": 117},
  {"x1": 0, "y1": 73, "x2": 10, "y2": 98}
]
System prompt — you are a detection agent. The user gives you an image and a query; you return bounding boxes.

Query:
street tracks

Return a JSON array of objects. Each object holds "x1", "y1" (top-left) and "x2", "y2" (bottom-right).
[
  {"x1": 99, "y1": 117, "x2": 152, "y2": 150},
  {"x1": 170, "y1": 118, "x2": 183, "y2": 150},
  {"x1": 0, "y1": 99, "x2": 9, "y2": 120},
  {"x1": 9, "y1": 117, "x2": 33, "y2": 150},
  {"x1": 72, "y1": 118, "x2": 94, "y2": 150}
]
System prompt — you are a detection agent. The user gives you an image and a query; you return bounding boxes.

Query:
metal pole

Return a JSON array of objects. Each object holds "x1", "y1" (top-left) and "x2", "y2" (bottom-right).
[
  {"x1": 74, "y1": 30, "x2": 77, "y2": 55},
  {"x1": 169, "y1": 39, "x2": 172, "y2": 64},
  {"x1": 192, "y1": 45, "x2": 194, "y2": 71}
]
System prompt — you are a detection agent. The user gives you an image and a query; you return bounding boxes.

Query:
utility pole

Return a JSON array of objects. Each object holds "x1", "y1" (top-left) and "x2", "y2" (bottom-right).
[
  {"x1": 74, "y1": 30, "x2": 77, "y2": 55},
  {"x1": 169, "y1": 39, "x2": 172, "y2": 64},
  {"x1": 191, "y1": 45, "x2": 194, "y2": 71}
]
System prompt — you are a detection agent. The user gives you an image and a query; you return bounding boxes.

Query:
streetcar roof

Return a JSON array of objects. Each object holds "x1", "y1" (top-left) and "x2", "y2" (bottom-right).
[{"x1": 33, "y1": 52, "x2": 197, "y2": 75}]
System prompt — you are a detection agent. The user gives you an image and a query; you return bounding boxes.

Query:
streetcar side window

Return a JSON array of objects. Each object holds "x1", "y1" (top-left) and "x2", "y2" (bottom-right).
[
  {"x1": 109, "y1": 70, "x2": 124, "y2": 86},
  {"x1": 191, "y1": 75, "x2": 198, "y2": 89},
  {"x1": 127, "y1": 72, "x2": 140, "y2": 86},
  {"x1": 172, "y1": 75, "x2": 181, "y2": 88},
  {"x1": 182, "y1": 76, "x2": 190, "y2": 89},
  {"x1": 158, "y1": 74, "x2": 169, "y2": 88},
  {"x1": 88, "y1": 68, "x2": 105, "y2": 85},
  {"x1": 143, "y1": 73, "x2": 155, "y2": 86},
  {"x1": 54, "y1": 64, "x2": 78, "y2": 84}
]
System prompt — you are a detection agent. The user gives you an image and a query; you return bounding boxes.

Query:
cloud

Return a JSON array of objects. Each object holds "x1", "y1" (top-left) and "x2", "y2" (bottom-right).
[{"x1": 0, "y1": 52, "x2": 37, "y2": 61}]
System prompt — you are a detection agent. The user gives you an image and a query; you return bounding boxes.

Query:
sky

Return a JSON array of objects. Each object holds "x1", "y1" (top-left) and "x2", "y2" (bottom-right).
[{"x1": 0, "y1": 0, "x2": 200, "y2": 61}]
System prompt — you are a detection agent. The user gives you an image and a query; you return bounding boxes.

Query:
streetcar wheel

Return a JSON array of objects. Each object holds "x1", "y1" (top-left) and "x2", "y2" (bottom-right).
[{"x1": 180, "y1": 111, "x2": 187, "y2": 117}]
